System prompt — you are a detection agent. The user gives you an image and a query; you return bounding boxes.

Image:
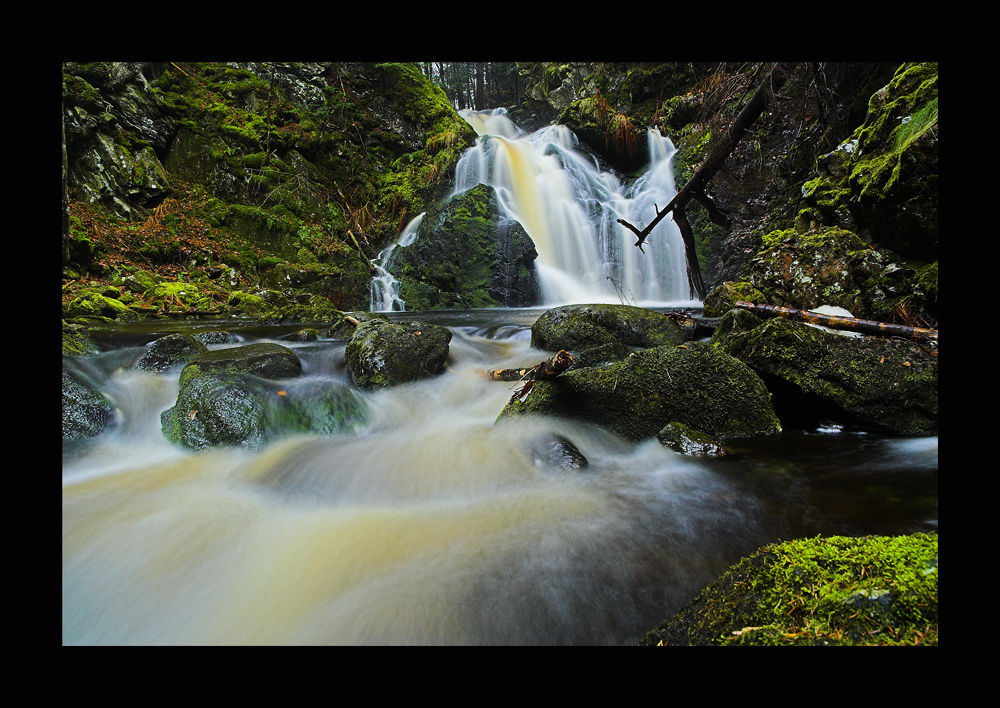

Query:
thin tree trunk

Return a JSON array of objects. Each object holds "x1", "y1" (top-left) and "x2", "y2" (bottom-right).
[{"x1": 617, "y1": 62, "x2": 798, "y2": 298}]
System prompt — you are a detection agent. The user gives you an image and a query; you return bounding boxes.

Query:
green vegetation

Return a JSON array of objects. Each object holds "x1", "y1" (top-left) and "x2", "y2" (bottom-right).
[{"x1": 641, "y1": 533, "x2": 938, "y2": 646}]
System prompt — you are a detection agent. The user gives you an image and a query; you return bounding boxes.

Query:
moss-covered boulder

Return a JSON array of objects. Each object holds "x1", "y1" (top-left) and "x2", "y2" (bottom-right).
[
  {"x1": 742, "y1": 227, "x2": 932, "y2": 323},
  {"x1": 160, "y1": 370, "x2": 273, "y2": 451},
  {"x1": 345, "y1": 319, "x2": 452, "y2": 389},
  {"x1": 639, "y1": 532, "x2": 938, "y2": 646},
  {"x1": 498, "y1": 341, "x2": 781, "y2": 442},
  {"x1": 531, "y1": 303, "x2": 685, "y2": 353},
  {"x1": 160, "y1": 342, "x2": 366, "y2": 450},
  {"x1": 178, "y1": 342, "x2": 302, "y2": 382},
  {"x1": 391, "y1": 184, "x2": 541, "y2": 310},
  {"x1": 143, "y1": 281, "x2": 214, "y2": 311},
  {"x1": 62, "y1": 370, "x2": 116, "y2": 441},
  {"x1": 716, "y1": 317, "x2": 937, "y2": 435},
  {"x1": 134, "y1": 333, "x2": 208, "y2": 373}
]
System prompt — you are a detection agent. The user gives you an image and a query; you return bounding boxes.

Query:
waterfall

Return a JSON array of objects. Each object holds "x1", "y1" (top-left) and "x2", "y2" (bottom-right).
[
  {"x1": 454, "y1": 108, "x2": 694, "y2": 306},
  {"x1": 370, "y1": 213, "x2": 425, "y2": 312}
]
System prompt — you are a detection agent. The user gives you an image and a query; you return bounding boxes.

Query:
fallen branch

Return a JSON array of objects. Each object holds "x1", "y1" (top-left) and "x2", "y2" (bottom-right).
[
  {"x1": 484, "y1": 349, "x2": 574, "y2": 382},
  {"x1": 735, "y1": 301, "x2": 938, "y2": 342}
]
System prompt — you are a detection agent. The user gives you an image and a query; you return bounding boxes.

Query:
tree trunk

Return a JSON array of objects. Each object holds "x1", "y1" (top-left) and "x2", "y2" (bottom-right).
[
  {"x1": 62, "y1": 92, "x2": 70, "y2": 266},
  {"x1": 735, "y1": 301, "x2": 938, "y2": 342},
  {"x1": 617, "y1": 61, "x2": 798, "y2": 299}
]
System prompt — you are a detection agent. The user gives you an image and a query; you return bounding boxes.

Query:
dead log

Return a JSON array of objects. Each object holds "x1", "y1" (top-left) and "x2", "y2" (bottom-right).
[
  {"x1": 735, "y1": 301, "x2": 938, "y2": 342},
  {"x1": 484, "y1": 349, "x2": 574, "y2": 382},
  {"x1": 617, "y1": 62, "x2": 798, "y2": 298}
]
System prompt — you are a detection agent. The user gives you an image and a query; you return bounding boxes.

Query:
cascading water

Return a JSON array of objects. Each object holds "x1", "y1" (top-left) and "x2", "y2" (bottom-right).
[
  {"x1": 370, "y1": 109, "x2": 697, "y2": 312},
  {"x1": 452, "y1": 108, "x2": 693, "y2": 306},
  {"x1": 370, "y1": 213, "x2": 425, "y2": 312}
]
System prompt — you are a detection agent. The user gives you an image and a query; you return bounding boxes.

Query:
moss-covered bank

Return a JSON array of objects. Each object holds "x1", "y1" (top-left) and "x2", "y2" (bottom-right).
[{"x1": 640, "y1": 532, "x2": 938, "y2": 646}]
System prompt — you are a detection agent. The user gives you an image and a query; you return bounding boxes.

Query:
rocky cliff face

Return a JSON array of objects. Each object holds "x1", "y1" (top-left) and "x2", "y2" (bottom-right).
[{"x1": 62, "y1": 62, "x2": 476, "y2": 314}]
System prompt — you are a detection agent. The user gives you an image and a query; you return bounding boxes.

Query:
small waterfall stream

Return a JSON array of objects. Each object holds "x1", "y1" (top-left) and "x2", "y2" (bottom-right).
[
  {"x1": 370, "y1": 213, "x2": 426, "y2": 312},
  {"x1": 372, "y1": 109, "x2": 694, "y2": 312}
]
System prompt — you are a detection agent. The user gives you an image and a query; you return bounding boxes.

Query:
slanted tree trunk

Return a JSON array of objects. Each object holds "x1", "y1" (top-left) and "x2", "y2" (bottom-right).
[
  {"x1": 618, "y1": 62, "x2": 798, "y2": 299},
  {"x1": 735, "y1": 301, "x2": 939, "y2": 342}
]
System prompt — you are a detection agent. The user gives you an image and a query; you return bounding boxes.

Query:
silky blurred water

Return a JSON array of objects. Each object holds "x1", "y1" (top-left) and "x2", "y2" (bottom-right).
[{"x1": 62, "y1": 311, "x2": 937, "y2": 645}]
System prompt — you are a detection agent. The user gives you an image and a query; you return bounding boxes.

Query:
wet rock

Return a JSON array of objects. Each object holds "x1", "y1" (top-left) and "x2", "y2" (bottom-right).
[
  {"x1": 657, "y1": 422, "x2": 729, "y2": 457},
  {"x1": 716, "y1": 317, "x2": 937, "y2": 435},
  {"x1": 160, "y1": 342, "x2": 366, "y2": 450},
  {"x1": 193, "y1": 330, "x2": 234, "y2": 345},
  {"x1": 345, "y1": 319, "x2": 452, "y2": 389},
  {"x1": 62, "y1": 370, "x2": 116, "y2": 441},
  {"x1": 529, "y1": 433, "x2": 589, "y2": 470},
  {"x1": 134, "y1": 333, "x2": 208, "y2": 373},
  {"x1": 160, "y1": 371, "x2": 271, "y2": 451},
  {"x1": 179, "y1": 342, "x2": 302, "y2": 381},
  {"x1": 499, "y1": 341, "x2": 781, "y2": 442},
  {"x1": 531, "y1": 303, "x2": 685, "y2": 353}
]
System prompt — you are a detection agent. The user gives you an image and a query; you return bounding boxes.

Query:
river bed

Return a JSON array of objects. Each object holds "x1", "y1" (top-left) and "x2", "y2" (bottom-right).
[{"x1": 62, "y1": 308, "x2": 938, "y2": 645}]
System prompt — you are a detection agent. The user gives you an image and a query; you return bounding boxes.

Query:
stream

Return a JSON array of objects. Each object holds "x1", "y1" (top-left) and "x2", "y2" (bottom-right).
[{"x1": 62, "y1": 308, "x2": 938, "y2": 645}]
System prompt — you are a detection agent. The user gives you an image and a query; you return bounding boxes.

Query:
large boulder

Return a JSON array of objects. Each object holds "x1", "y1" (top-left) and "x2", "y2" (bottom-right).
[
  {"x1": 391, "y1": 184, "x2": 541, "y2": 309},
  {"x1": 498, "y1": 341, "x2": 781, "y2": 443},
  {"x1": 531, "y1": 303, "x2": 685, "y2": 353},
  {"x1": 741, "y1": 227, "x2": 935, "y2": 324},
  {"x1": 345, "y1": 319, "x2": 452, "y2": 389},
  {"x1": 714, "y1": 315, "x2": 937, "y2": 435},
  {"x1": 160, "y1": 343, "x2": 367, "y2": 450}
]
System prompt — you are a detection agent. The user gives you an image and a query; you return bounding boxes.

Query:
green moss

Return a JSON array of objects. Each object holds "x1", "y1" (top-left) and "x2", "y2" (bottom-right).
[{"x1": 641, "y1": 533, "x2": 938, "y2": 646}]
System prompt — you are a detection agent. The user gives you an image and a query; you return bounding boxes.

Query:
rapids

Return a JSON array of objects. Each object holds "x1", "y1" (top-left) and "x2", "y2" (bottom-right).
[{"x1": 62, "y1": 311, "x2": 938, "y2": 645}]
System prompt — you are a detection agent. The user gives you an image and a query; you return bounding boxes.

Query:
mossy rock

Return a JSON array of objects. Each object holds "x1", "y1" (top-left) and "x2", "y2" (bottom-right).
[
  {"x1": 531, "y1": 303, "x2": 685, "y2": 353},
  {"x1": 134, "y1": 333, "x2": 208, "y2": 373},
  {"x1": 178, "y1": 342, "x2": 302, "y2": 386},
  {"x1": 744, "y1": 227, "x2": 925, "y2": 322},
  {"x1": 62, "y1": 370, "x2": 116, "y2": 441},
  {"x1": 639, "y1": 532, "x2": 938, "y2": 646},
  {"x1": 717, "y1": 317, "x2": 937, "y2": 435},
  {"x1": 702, "y1": 282, "x2": 767, "y2": 318},
  {"x1": 345, "y1": 319, "x2": 452, "y2": 389},
  {"x1": 657, "y1": 421, "x2": 729, "y2": 456},
  {"x1": 64, "y1": 292, "x2": 139, "y2": 322},
  {"x1": 499, "y1": 341, "x2": 781, "y2": 442},
  {"x1": 393, "y1": 184, "x2": 540, "y2": 310},
  {"x1": 226, "y1": 290, "x2": 270, "y2": 316},
  {"x1": 62, "y1": 321, "x2": 97, "y2": 356}
]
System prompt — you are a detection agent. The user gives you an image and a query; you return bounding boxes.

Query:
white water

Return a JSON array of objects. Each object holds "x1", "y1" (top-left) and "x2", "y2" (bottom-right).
[
  {"x1": 62, "y1": 315, "x2": 937, "y2": 645},
  {"x1": 453, "y1": 108, "x2": 694, "y2": 307},
  {"x1": 371, "y1": 109, "x2": 697, "y2": 312},
  {"x1": 370, "y1": 213, "x2": 425, "y2": 312}
]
